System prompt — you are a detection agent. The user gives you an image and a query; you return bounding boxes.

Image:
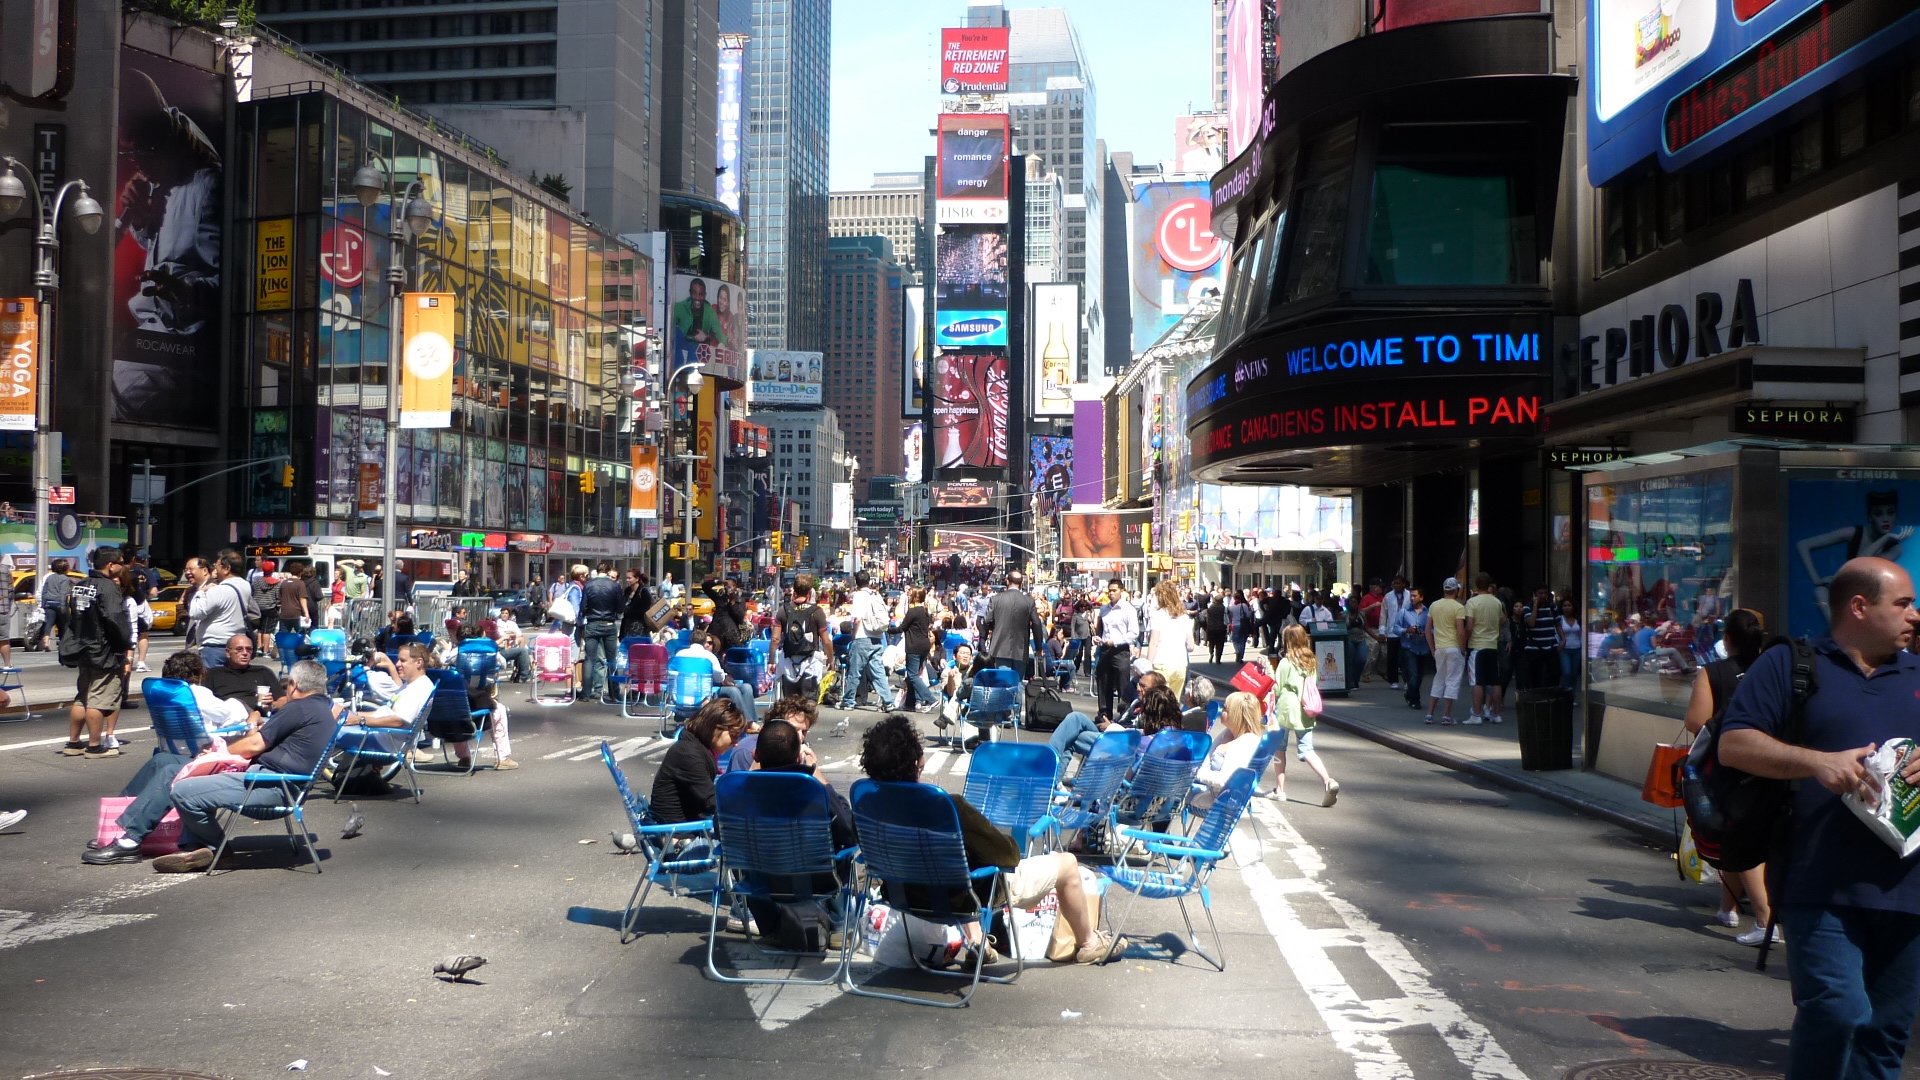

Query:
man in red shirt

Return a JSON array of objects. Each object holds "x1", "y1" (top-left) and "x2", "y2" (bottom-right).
[{"x1": 1359, "y1": 580, "x2": 1386, "y2": 681}]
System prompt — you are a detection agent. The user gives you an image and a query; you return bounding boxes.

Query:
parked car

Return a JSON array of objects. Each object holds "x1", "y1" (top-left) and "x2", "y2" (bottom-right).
[{"x1": 151, "y1": 584, "x2": 190, "y2": 634}]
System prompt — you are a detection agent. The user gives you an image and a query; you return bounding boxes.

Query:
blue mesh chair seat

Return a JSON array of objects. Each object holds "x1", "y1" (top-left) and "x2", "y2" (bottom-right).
[
  {"x1": 144, "y1": 677, "x2": 247, "y2": 755},
  {"x1": 706, "y1": 771, "x2": 859, "y2": 985},
  {"x1": 1110, "y1": 729, "x2": 1210, "y2": 835},
  {"x1": 722, "y1": 647, "x2": 763, "y2": 701},
  {"x1": 607, "y1": 634, "x2": 648, "y2": 701},
  {"x1": 943, "y1": 632, "x2": 968, "y2": 664},
  {"x1": 1098, "y1": 767, "x2": 1258, "y2": 970},
  {"x1": 846, "y1": 778, "x2": 1024, "y2": 1008},
  {"x1": 663, "y1": 654, "x2": 715, "y2": 736},
  {"x1": 425, "y1": 667, "x2": 496, "y2": 775},
  {"x1": 274, "y1": 631, "x2": 308, "y2": 676},
  {"x1": 329, "y1": 670, "x2": 443, "y2": 802},
  {"x1": 962, "y1": 665, "x2": 1023, "y2": 733},
  {"x1": 600, "y1": 740, "x2": 717, "y2": 943},
  {"x1": 1048, "y1": 640, "x2": 1082, "y2": 685},
  {"x1": 1051, "y1": 729, "x2": 1140, "y2": 841},
  {"x1": 208, "y1": 720, "x2": 346, "y2": 875},
  {"x1": 962, "y1": 742, "x2": 1059, "y2": 856}
]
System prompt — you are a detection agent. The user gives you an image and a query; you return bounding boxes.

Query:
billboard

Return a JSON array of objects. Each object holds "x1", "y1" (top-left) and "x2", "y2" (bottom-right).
[
  {"x1": 1131, "y1": 182, "x2": 1228, "y2": 353},
  {"x1": 399, "y1": 293, "x2": 456, "y2": 428},
  {"x1": 903, "y1": 421, "x2": 924, "y2": 483},
  {"x1": 1029, "y1": 435, "x2": 1073, "y2": 516},
  {"x1": 1197, "y1": 484, "x2": 1353, "y2": 552},
  {"x1": 903, "y1": 285, "x2": 926, "y2": 415},
  {"x1": 630, "y1": 444, "x2": 658, "y2": 520},
  {"x1": 1174, "y1": 113, "x2": 1230, "y2": 176},
  {"x1": 1060, "y1": 510, "x2": 1151, "y2": 563},
  {"x1": 934, "y1": 228, "x2": 1008, "y2": 347},
  {"x1": 749, "y1": 349, "x2": 821, "y2": 405},
  {"x1": 670, "y1": 274, "x2": 747, "y2": 384},
  {"x1": 0, "y1": 300, "x2": 37, "y2": 432},
  {"x1": 932, "y1": 352, "x2": 1008, "y2": 469},
  {"x1": 112, "y1": 48, "x2": 224, "y2": 428},
  {"x1": 932, "y1": 480, "x2": 993, "y2": 508},
  {"x1": 1224, "y1": 0, "x2": 1266, "y2": 158},
  {"x1": 716, "y1": 35, "x2": 746, "y2": 212},
  {"x1": 1030, "y1": 282, "x2": 1078, "y2": 416},
  {"x1": 1587, "y1": 0, "x2": 1920, "y2": 185},
  {"x1": 1072, "y1": 398, "x2": 1103, "y2": 508},
  {"x1": 830, "y1": 482, "x2": 854, "y2": 531},
  {"x1": 936, "y1": 113, "x2": 1010, "y2": 224},
  {"x1": 940, "y1": 27, "x2": 1011, "y2": 94}
]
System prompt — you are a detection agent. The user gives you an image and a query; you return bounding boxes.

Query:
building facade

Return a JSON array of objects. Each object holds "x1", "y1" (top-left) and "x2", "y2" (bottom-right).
[
  {"x1": 823, "y1": 236, "x2": 905, "y2": 500},
  {"x1": 828, "y1": 180, "x2": 925, "y2": 283},
  {"x1": 743, "y1": 0, "x2": 830, "y2": 352},
  {"x1": 764, "y1": 409, "x2": 845, "y2": 566}
]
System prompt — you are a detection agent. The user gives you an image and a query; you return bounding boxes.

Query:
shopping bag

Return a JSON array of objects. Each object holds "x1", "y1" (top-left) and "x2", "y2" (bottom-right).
[
  {"x1": 1230, "y1": 662, "x2": 1274, "y2": 701},
  {"x1": 1676, "y1": 822, "x2": 1719, "y2": 884},
  {"x1": 1641, "y1": 740, "x2": 1689, "y2": 808},
  {"x1": 95, "y1": 796, "x2": 183, "y2": 856},
  {"x1": 1002, "y1": 891, "x2": 1057, "y2": 961},
  {"x1": 1045, "y1": 868, "x2": 1105, "y2": 961},
  {"x1": 865, "y1": 904, "x2": 965, "y2": 969}
]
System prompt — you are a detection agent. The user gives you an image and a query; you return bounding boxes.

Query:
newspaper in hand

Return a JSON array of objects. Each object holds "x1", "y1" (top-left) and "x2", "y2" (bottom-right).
[{"x1": 1843, "y1": 738, "x2": 1920, "y2": 858}]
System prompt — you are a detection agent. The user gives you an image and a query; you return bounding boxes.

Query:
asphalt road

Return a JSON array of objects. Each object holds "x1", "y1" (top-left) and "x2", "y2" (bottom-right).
[{"x1": 0, "y1": 684, "x2": 1882, "y2": 1080}]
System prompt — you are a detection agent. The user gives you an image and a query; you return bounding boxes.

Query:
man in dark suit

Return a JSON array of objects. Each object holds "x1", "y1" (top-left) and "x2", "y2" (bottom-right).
[{"x1": 978, "y1": 569, "x2": 1047, "y2": 677}]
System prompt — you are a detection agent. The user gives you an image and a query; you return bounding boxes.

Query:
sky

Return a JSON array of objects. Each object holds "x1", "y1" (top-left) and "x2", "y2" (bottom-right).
[{"x1": 828, "y1": 0, "x2": 1216, "y2": 191}]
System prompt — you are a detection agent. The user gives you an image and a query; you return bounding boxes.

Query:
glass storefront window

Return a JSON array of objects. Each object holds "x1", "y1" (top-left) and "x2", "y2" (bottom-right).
[
  {"x1": 1282, "y1": 118, "x2": 1357, "y2": 304},
  {"x1": 1585, "y1": 468, "x2": 1735, "y2": 720}
]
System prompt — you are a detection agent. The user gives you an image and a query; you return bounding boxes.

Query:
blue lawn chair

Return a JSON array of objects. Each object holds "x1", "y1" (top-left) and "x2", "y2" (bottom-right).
[
  {"x1": 1110, "y1": 730, "x2": 1210, "y2": 836},
  {"x1": 845, "y1": 779, "x2": 1024, "y2": 1008},
  {"x1": 722, "y1": 647, "x2": 764, "y2": 703},
  {"x1": 962, "y1": 742, "x2": 1059, "y2": 856},
  {"x1": 330, "y1": 671, "x2": 437, "y2": 803},
  {"x1": 600, "y1": 740, "x2": 717, "y2": 944},
  {"x1": 144, "y1": 678, "x2": 246, "y2": 755},
  {"x1": 961, "y1": 665, "x2": 1023, "y2": 737},
  {"x1": 942, "y1": 632, "x2": 968, "y2": 664},
  {"x1": 1099, "y1": 767, "x2": 1258, "y2": 970},
  {"x1": 663, "y1": 653, "x2": 714, "y2": 735},
  {"x1": 706, "y1": 771, "x2": 859, "y2": 986},
  {"x1": 1049, "y1": 639, "x2": 1082, "y2": 690},
  {"x1": 607, "y1": 634, "x2": 648, "y2": 704},
  {"x1": 208, "y1": 719, "x2": 346, "y2": 875},
  {"x1": 425, "y1": 667, "x2": 496, "y2": 775},
  {"x1": 1050, "y1": 729, "x2": 1140, "y2": 848},
  {"x1": 274, "y1": 631, "x2": 307, "y2": 676}
]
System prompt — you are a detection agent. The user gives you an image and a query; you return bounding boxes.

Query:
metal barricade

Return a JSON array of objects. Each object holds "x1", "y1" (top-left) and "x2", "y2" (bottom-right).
[{"x1": 335, "y1": 598, "x2": 386, "y2": 645}]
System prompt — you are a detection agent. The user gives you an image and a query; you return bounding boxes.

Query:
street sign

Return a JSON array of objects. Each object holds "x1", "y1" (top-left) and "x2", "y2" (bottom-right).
[
  {"x1": 128, "y1": 473, "x2": 166, "y2": 505},
  {"x1": 48, "y1": 486, "x2": 73, "y2": 505}
]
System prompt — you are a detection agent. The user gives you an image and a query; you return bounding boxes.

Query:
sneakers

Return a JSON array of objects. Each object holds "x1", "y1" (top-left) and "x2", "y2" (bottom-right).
[
  {"x1": 0, "y1": 808, "x2": 26, "y2": 832},
  {"x1": 1423, "y1": 713, "x2": 1436, "y2": 724},
  {"x1": 1715, "y1": 909, "x2": 1740, "y2": 928},
  {"x1": 1736, "y1": 925, "x2": 1782, "y2": 946},
  {"x1": 1322, "y1": 780, "x2": 1341, "y2": 807},
  {"x1": 1075, "y1": 931, "x2": 1123, "y2": 964},
  {"x1": 494, "y1": 758, "x2": 520, "y2": 771},
  {"x1": 83, "y1": 743, "x2": 120, "y2": 758},
  {"x1": 60, "y1": 740, "x2": 87, "y2": 756},
  {"x1": 132, "y1": 662, "x2": 149, "y2": 673},
  {"x1": 153, "y1": 847, "x2": 217, "y2": 874},
  {"x1": 1439, "y1": 716, "x2": 1456, "y2": 726},
  {"x1": 104, "y1": 734, "x2": 121, "y2": 750},
  {"x1": 1486, "y1": 711, "x2": 1504, "y2": 724},
  {"x1": 82, "y1": 841, "x2": 143, "y2": 865},
  {"x1": 1460, "y1": 716, "x2": 1483, "y2": 726}
]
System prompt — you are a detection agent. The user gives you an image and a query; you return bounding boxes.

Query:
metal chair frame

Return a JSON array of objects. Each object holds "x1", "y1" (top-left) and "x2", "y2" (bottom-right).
[
  {"x1": 1099, "y1": 767, "x2": 1258, "y2": 970},
  {"x1": 705, "y1": 771, "x2": 859, "y2": 986},
  {"x1": 600, "y1": 740, "x2": 718, "y2": 944},
  {"x1": 208, "y1": 719, "x2": 346, "y2": 875}
]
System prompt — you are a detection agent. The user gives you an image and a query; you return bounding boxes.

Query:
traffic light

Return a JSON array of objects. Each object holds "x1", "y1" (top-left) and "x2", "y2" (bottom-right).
[
  {"x1": 770, "y1": 531, "x2": 783, "y2": 555},
  {"x1": 281, "y1": 464, "x2": 295, "y2": 488},
  {"x1": 668, "y1": 541, "x2": 699, "y2": 559},
  {"x1": 578, "y1": 470, "x2": 596, "y2": 494}
]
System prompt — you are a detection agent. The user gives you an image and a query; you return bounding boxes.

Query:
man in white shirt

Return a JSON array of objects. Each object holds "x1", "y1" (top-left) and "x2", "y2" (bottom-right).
[
  {"x1": 1379, "y1": 576, "x2": 1411, "y2": 690},
  {"x1": 1094, "y1": 578, "x2": 1141, "y2": 724},
  {"x1": 350, "y1": 642, "x2": 438, "y2": 764},
  {"x1": 187, "y1": 550, "x2": 254, "y2": 669},
  {"x1": 838, "y1": 571, "x2": 890, "y2": 710},
  {"x1": 677, "y1": 628, "x2": 757, "y2": 723},
  {"x1": 493, "y1": 610, "x2": 531, "y2": 681}
]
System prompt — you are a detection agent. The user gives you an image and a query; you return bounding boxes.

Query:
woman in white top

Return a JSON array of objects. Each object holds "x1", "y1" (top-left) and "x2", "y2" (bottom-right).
[
  {"x1": 1145, "y1": 579, "x2": 1198, "y2": 700},
  {"x1": 1195, "y1": 691, "x2": 1266, "y2": 809},
  {"x1": 1557, "y1": 598, "x2": 1583, "y2": 692}
]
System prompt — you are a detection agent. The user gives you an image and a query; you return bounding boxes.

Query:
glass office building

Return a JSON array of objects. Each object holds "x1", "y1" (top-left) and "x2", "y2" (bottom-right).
[{"x1": 744, "y1": 0, "x2": 830, "y2": 352}]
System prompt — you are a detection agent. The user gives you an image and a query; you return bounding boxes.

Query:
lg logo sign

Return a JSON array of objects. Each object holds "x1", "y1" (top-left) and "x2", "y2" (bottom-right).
[{"x1": 1155, "y1": 197, "x2": 1225, "y2": 273}]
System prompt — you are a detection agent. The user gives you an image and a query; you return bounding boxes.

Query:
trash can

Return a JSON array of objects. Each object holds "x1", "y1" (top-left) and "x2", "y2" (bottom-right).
[{"x1": 1516, "y1": 687, "x2": 1573, "y2": 771}]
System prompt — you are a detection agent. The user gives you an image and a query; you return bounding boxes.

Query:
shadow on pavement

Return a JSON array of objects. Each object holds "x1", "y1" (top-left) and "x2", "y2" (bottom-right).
[{"x1": 1606, "y1": 1015, "x2": 1789, "y2": 1071}]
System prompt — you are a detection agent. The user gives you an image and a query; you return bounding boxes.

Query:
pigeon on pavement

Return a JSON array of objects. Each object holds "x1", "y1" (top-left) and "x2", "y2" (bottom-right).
[
  {"x1": 831, "y1": 717, "x2": 849, "y2": 737},
  {"x1": 433, "y1": 955, "x2": 488, "y2": 982},
  {"x1": 611, "y1": 831, "x2": 639, "y2": 852},
  {"x1": 340, "y1": 803, "x2": 365, "y2": 840}
]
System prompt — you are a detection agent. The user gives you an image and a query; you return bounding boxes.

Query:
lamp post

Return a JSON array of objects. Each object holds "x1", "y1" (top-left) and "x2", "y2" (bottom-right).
[
  {"x1": 0, "y1": 160, "x2": 103, "y2": 591},
  {"x1": 667, "y1": 361, "x2": 704, "y2": 610},
  {"x1": 843, "y1": 454, "x2": 858, "y2": 576},
  {"x1": 350, "y1": 160, "x2": 432, "y2": 616}
]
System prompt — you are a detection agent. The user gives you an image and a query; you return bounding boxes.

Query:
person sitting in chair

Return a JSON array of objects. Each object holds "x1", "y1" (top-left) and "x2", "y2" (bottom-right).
[
  {"x1": 347, "y1": 641, "x2": 440, "y2": 768},
  {"x1": 203, "y1": 634, "x2": 284, "y2": 708},
  {"x1": 738, "y1": 718, "x2": 857, "y2": 946},
  {"x1": 727, "y1": 695, "x2": 817, "y2": 775},
  {"x1": 676, "y1": 629, "x2": 758, "y2": 725},
  {"x1": 650, "y1": 696, "x2": 748, "y2": 824},
  {"x1": 156, "y1": 660, "x2": 344, "y2": 873},
  {"x1": 859, "y1": 713, "x2": 1118, "y2": 965}
]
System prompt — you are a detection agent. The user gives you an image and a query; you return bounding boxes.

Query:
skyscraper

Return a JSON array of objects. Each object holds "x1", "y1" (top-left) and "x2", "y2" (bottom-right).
[
  {"x1": 254, "y1": 0, "x2": 718, "y2": 236},
  {"x1": 744, "y1": 0, "x2": 831, "y2": 352},
  {"x1": 829, "y1": 176, "x2": 925, "y2": 283},
  {"x1": 823, "y1": 237, "x2": 905, "y2": 499}
]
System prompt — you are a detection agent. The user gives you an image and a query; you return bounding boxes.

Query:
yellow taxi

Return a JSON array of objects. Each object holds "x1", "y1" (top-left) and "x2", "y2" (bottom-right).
[{"x1": 150, "y1": 584, "x2": 190, "y2": 633}]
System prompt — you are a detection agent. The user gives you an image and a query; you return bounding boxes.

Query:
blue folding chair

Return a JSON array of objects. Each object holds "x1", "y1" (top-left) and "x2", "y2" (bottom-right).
[
  {"x1": 961, "y1": 665, "x2": 1023, "y2": 738},
  {"x1": 329, "y1": 671, "x2": 435, "y2": 802},
  {"x1": 845, "y1": 778, "x2": 1024, "y2": 1008},
  {"x1": 961, "y1": 742, "x2": 1059, "y2": 856},
  {"x1": 706, "y1": 771, "x2": 859, "y2": 986},
  {"x1": 274, "y1": 631, "x2": 307, "y2": 676},
  {"x1": 1099, "y1": 767, "x2": 1259, "y2": 970},
  {"x1": 662, "y1": 653, "x2": 714, "y2": 735},
  {"x1": 1110, "y1": 730, "x2": 1210, "y2": 837},
  {"x1": 600, "y1": 739, "x2": 718, "y2": 943},
  {"x1": 144, "y1": 678, "x2": 246, "y2": 754},
  {"x1": 208, "y1": 719, "x2": 346, "y2": 875},
  {"x1": 942, "y1": 632, "x2": 968, "y2": 664},
  {"x1": 1049, "y1": 639, "x2": 1082, "y2": 690},
  {"x1": 1050, "y1": 729, "x2": 1140, "y2": 848},
  {"x1": 425, "y1": 667, "x2": 497, "y2": 775},
  {"x1": 607, "y1": 634, "x2": 648, "y2": 705},
  {"x1": 722, "y1": 647, "x2": 765, "y2": 703}
]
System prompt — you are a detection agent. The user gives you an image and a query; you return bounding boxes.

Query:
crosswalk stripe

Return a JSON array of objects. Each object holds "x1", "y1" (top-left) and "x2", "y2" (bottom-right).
[
  {"x1": 921, "y1": 750, "x2": 949, "y2": 776},
  {"x1": 540, "y1": 737, "x2": 603, "y2": 760},
  {"x1": 575, "y1": 736, "x2": 646, "y2": 762},
  {"x1": 615, "y1": 738, "x2": 667, "y2": 763},
  {"x1": 948, "y1": 753, "x2": 969, "y2": 777}
]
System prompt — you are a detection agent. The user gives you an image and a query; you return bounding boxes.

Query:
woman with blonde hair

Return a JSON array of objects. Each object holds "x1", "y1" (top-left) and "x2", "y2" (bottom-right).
[
  {"x1": 1194, "y1": 690, "x2": 1267, "y2": 808},
  {"x1": 1146, "y1": 578, "x2": 1197, "y2": 700},
  {"x1": 1272, "y1": 623, "x2": 1339, "y2": 806}
]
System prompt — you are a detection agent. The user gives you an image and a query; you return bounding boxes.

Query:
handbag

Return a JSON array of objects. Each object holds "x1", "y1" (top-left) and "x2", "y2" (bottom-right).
[
  {"x1": 1230, "y1": 661, "x2": 1274, "y2": 701},
  {"x1": 1641, "y1": 725, "x2": 1691, "y2": 808}
]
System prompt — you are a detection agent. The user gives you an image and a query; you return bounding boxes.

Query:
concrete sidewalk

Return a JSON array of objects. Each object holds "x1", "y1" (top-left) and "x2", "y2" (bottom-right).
[{"x1": 1312, "y1": 676, "x2": 1677, "y2": 847}]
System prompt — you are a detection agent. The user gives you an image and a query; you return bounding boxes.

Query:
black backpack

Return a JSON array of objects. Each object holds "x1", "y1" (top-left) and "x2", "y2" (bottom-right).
[
  {"x1": 1682, "y1": 636, "x2": 1816, "y2": 874},
  {"x1": 780, "y1": 602, "x2": 820, "y2": 659}
]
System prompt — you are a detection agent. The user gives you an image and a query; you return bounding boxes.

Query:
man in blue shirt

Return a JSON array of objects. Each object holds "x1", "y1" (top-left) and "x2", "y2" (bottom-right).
[{"x1": 1721, "y1": 556, "x2": 1920, "y2": 1080}]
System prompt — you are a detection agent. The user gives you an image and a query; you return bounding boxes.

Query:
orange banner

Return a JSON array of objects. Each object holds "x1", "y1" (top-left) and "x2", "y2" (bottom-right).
[
  {"x1": 400, "y1": 292, "x2": 455, "y2": 428},
  {"x1": 630, "y1": 444, "x2": 658, "y2": 520},
  {"x1": 0, "y1": 299, "x2": 37, "y2": 432},
  {"x1": 696, "y1": 384, "x2": 716, "y2": 542}
]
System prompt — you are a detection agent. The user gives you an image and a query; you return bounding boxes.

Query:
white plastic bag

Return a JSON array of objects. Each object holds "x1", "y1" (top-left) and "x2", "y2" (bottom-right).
[
  {"x1": 863, "y1": 904, "x2": 965, "y2": 969},
  {"x1": 881, "y1": 643, "x2": 906, "y2": 672},
  {"x1": 1006, "y1": 892, "x2": 1058, "y2": 960},
  {"x1": 1843, "y1": 738, "x2": 1920, "y2": 857}
]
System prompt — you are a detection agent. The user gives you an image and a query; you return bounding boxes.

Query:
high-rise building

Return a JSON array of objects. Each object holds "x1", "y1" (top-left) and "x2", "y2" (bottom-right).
[
  {"x1": 764, "y1": 410, "x2": 846, "y2": 564},
  {"x1": 1023, "y1": 158, "x2": 1068, "y2": 286},
  {"x1": 254, "y1": 0, "x2": 721, "y2": 236},
  {"x1": 744, "y1": 0, "x2": 831, "y2": 353},
  {"x1": 1100, "y1": 144, "x2": 1134, "y2": 376},
  {"x1": 829, "y1": 177, "x2": 926, "y2": 283},
  {"x1": 1210, "y1": 0, "x2": 1229, "y2": 111},
  {"x1": 824, "y1": 237, "x2": 905, "y2": 499}
]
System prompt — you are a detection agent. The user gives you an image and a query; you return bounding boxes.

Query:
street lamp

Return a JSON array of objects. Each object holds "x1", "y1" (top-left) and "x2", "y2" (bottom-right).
[
  {"x1": 843, "y1": 454, "x2": 858, "y2": 576},
  {"x1": 356, "y1": 157, "x2": 434, "y2": 614},
  {"x1": 0, "y1": 159, "x2": 102, "y2": 590},
  {"x1": 667, "y1": 362, "x2": 704, "y2": 605}
]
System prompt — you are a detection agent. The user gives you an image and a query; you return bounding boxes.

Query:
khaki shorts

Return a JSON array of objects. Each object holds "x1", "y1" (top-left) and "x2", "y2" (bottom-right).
[
  {"x1": 1004, "y1": 853, "x2": 1065, "y2": 909},
  {"x1": 77, "y1": 664, "x2": 125, "y2": 712}
]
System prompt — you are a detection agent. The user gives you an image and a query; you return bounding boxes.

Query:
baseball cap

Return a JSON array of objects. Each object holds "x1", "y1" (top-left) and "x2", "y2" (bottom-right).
[{"x1": 1442, "y1": 576, "x2": 1461, "y2": 591}]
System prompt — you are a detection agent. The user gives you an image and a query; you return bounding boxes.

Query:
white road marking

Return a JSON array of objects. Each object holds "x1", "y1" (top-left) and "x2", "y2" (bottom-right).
[
  {"x1": 721, "y1": 942, "x2": 878, "y2": 1030},
  {"x1": 921, "y1": 750, "x2": 949, "y2": 776},
  {"x1": 540, "y1": 736, "x2": 607, "y2": 760},
  {"x1": 569, "y1": 737, "x2": 648, "y2": 762},
  {"x1": 948, "y1": 753, "x2": 969, "y2": 777},
  {"x1": 1, "y1": 733, "x2": 147, "y2": 754},
  {"x1": 0, "y1": 878, "x2": 188, "y2": 952},
  {"x1": 1236, "y1": 799, "x2": 1529, "y2": 1080}
]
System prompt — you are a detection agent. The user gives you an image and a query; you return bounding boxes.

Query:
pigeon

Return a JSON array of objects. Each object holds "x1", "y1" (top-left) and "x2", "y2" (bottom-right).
[
  {"x1": 340, "y1": 803, "x2": 365, "y2": 840},
  {"x1": 830, "y1": 717, "x2": 850, "y2": 738},
  {"x1": 611, "y1": 831, "x2": 640, "y2": 852},
  {"x1": 433, "y1": 955, "x2": 487, "y2": 982}
]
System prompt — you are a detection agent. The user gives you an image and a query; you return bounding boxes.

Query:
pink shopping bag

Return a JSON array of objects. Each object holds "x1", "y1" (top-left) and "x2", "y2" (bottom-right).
[{"x1": 95, "y1": 796, "x2": 183, "y2": 856}]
